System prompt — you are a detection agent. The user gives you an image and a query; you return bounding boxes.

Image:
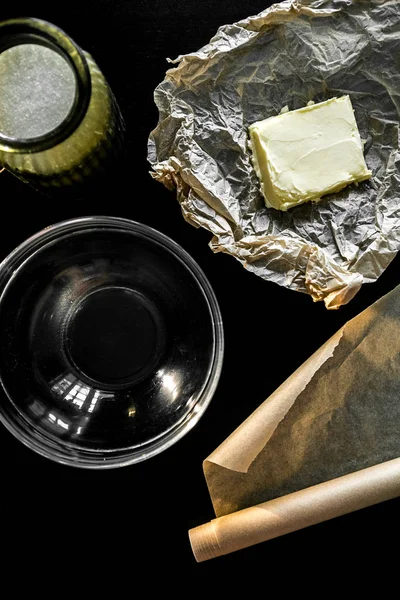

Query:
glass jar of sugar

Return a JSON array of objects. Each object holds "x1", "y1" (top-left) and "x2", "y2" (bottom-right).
[{"x1": 0, "y1": 17, "x2": 125, "y2": 193}]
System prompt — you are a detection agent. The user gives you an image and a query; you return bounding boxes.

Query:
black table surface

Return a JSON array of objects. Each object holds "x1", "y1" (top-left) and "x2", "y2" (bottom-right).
[{"x1": 0, "y1": 0, "x2": 398, "y2": 587}]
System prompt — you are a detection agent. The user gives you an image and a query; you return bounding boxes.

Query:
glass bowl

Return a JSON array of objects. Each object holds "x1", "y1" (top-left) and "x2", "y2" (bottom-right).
[{"x1": 0, "y1": 216, "x2": 224, "y2": 468}]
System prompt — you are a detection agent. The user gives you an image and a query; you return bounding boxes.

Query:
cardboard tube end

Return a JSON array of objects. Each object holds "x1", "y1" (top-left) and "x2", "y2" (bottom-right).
[{"x1": 189, "y1": 521, "x2": 221, "y2": 562}]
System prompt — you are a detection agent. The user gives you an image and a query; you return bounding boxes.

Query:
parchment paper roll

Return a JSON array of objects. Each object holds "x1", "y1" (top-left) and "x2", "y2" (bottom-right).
[
  {"x1": 189, "y1": 457, "x2": 400, "y2": 562},
  {"x1": 190, "y1": 282, "x2": 400, "y2": 561}
]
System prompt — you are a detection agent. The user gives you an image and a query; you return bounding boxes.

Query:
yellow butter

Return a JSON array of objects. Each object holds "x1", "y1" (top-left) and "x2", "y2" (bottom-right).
[{"x1": 248, "y1": 96, "x2": 372, "y2": 211}]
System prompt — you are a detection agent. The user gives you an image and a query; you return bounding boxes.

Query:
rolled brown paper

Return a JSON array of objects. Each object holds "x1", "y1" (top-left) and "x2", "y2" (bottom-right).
[{"x1": 189, "y1": 456, "x2": 400, "y2": 562}]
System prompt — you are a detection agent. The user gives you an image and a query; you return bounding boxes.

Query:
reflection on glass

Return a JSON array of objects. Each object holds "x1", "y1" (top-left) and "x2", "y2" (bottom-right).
[
  {"x1": 45, "y1": 409, "x2": 71, "y2": 433},
  {"x1": 25, "y1": 372, "x2": 116, "y2": 437},
  {"x1": 51, "y1": 372, "x2": 76, "y2": 395},
  {"x1": 29, "y1": 399, "x2": 46, "y2": 418},
  {"x1": 65, "y1": 383, "x2": 90, "y2": 408},
  {"x1": 157, "y1": 369, "x2": 180, "y2": 402},
  {"x1": 50, "y1": 372, "x2": 114, "y2": 414},
  {"x1": 48, "y1": 411, "x2": 69, "y2": 431},
  {"x1": 88, "y1": 390, "x2": 100, "y2": 413}
]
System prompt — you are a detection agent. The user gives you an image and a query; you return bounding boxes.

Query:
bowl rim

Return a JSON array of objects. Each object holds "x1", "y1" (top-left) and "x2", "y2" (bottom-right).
[{"x1": 0, "y1": 215, "x2": 224, "y2": 468}]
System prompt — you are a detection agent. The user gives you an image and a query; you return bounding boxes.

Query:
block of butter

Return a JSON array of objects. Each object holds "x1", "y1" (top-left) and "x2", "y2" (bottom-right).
[{"x1": 248, "y1": 95, "x2": 372, "y2": 211}]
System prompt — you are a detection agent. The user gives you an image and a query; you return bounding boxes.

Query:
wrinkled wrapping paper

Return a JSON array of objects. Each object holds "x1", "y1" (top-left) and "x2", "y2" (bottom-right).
[
  {"x1": 188, "y1": 282, "x2": 400, "y2": 560},
  {"x1": 148, "y1": 0, "x2": 400, "y2": 309}
]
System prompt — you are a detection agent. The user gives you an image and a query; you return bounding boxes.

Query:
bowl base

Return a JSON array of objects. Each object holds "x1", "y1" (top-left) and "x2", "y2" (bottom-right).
[{"x1": 65, "y1": 286, "x2": 166, "y2": 389}]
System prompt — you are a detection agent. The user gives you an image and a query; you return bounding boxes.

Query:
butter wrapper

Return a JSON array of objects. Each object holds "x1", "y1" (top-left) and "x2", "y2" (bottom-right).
[{"x1": 148, "y1": 0, "x2": 400, "y2": 309}]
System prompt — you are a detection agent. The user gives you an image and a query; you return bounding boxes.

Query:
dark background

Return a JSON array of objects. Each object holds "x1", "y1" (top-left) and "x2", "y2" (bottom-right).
[{"x1": 0, "y1": 0, "x2": 398, "y2": 587}]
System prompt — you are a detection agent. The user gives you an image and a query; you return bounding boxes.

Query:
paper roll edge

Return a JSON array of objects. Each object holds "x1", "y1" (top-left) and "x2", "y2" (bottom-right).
[{"x1": 189, "y1": 521, "x2": 222, "y2": 563}]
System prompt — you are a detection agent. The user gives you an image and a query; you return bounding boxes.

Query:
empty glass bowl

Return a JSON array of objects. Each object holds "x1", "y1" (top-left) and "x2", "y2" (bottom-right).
[{"x1": 0, "y1": 216, "x2": 224, "y2": 468}]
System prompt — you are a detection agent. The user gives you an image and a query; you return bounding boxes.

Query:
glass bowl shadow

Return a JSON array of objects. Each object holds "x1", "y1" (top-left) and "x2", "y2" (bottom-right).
[{"x1": 0, "y1": 216, "x2": 224, "y2": 468}]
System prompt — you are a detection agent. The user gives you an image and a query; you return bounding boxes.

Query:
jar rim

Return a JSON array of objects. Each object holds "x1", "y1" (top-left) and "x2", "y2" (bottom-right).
[{"x1": 0, "y1": 17, "x2": 92, "y2": 153}]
